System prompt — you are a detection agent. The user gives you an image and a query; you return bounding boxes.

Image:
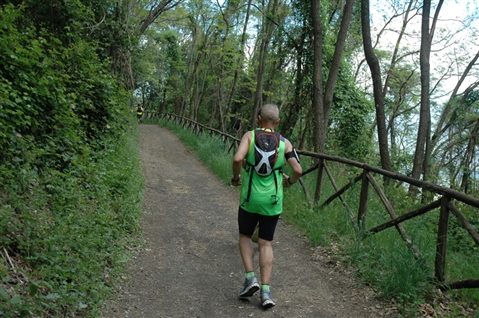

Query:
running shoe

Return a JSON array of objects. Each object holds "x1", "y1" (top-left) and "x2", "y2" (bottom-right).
[
  {"x1": 260, "y1": 290, "x2": 276, "y2": 308},
  {"x1": 238, "y1": 276, "x2": 259, "y2": 299}
]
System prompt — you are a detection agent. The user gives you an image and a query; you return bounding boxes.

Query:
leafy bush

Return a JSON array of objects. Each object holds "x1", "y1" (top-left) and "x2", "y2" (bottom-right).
[
  {"x1": 0, "y1": 4, "x2": 129, "y2": 170},
  {"x1": 0, "y1": 123, "x2": 143, "y2": 317},
  {"x1": 0, "y1": 4, "x2": 144, "y2": 316}
]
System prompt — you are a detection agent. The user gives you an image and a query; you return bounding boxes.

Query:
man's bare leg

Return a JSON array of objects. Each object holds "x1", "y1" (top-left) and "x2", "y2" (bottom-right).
[
  {"x1": 239, "y1": 234, "x2": 254, "y2": 272},
  {"x1": 257, "y1": 238, "x2": 273, "y2": 285},
  {"x1": 238, "y1": 234, "x2": 260, "y2": 298}
]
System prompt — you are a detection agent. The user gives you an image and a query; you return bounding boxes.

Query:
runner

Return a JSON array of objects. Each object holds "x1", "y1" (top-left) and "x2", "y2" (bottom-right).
[
  {"x1": 231, "y1": 103, "x2": 302, "y2": 308},
  {"x1": 136, "y1": 104, "x2": 144, "y2": 124}
]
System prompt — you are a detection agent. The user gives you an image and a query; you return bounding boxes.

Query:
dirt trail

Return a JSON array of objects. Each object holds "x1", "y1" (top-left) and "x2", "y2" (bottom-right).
[{"x1": 103, "y1": 124, "x2": 397, "y2": 318}]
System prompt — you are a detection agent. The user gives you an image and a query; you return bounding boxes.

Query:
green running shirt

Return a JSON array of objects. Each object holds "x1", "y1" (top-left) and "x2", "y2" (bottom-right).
[{"x1": 240, "y1": 129, "x2": 286, "y2": 216}]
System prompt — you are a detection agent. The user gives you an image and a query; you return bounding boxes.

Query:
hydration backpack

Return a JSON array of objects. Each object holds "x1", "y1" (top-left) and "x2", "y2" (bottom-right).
[
  {"x1": 252, "y1": 130, "x2": 281, "y2": 176},
  {"x1": 243, "y1": 129, "x2": 283, "y2": 205}
]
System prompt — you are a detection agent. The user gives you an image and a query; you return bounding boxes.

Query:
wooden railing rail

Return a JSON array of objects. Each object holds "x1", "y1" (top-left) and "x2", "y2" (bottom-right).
[
  {"x1": 145, "y1": 112, "x2": 241, "y2": 153},
  {"x1": 147, "y1": 111, "x2": 479, "y2": 291}
]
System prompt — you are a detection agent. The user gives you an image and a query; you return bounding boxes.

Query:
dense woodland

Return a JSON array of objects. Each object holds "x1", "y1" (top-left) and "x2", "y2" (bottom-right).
[
  {"x1": 2, "y1": 0, "x2": 479, "y2": 202},
  {"x1": 1, "y1": 0, "x2": 479, "y2": 316},
  {"x1": 132, "y1": 0, "x2": 479, "y2": 200}
]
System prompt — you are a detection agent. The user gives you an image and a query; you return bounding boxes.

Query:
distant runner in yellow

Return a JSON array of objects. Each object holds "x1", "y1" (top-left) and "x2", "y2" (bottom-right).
[{"x1": 136, "y1": 104, "x2": 144, "y2": 124}]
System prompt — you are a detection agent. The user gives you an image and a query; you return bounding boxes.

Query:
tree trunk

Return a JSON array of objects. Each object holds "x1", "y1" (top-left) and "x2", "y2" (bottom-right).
[
  {"x1": 361, "y1": 0, "x2": 392, "y2": 174},
  {"x1": 311, "y1": 0, "x2": 324, "y2": 202},
  {"x1": 281, "y1": 30, "x2": 307, "y2": 138},
  {"x1": 382, "y1": 0, "x2": 416, "y2": 96},
  {"x1": 460, "y1": 120, "x2": 479, "y2": 193},
  {"x1": 249, "y1": 0, "x2": 280, "y2": 128},
  {"x1": 138, "y1": 0, "x2": 183, "y2": 35},
  {"x1": 322, "y1": 0, "x2": 355, "y2": 131},
  {"x1": 225, "y1": 0, "x2": 252, "y2": 133},
  {"x1": 421, "y1": 0, "x2": 443, "y2": 189},
  {"x1": 179, "y1": 22, "x2": 199, "y2": 117},
  {"x1": 217, "y1": 24, "x2": 230, "y2": 132},
  {"x1": 430, "y1": 49, "x2": 479, "y2": 150},
  {"x1": 410, "y1": 0, "x2": 432, "y2": 194},
  {"x1": 312, "y1": 0, "x2": 356, "y2": 201}
]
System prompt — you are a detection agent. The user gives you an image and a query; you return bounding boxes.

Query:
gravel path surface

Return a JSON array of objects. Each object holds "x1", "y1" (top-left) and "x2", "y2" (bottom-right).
[{"x1": 103, "y1": 124, "x2": 397, "y2": 318}]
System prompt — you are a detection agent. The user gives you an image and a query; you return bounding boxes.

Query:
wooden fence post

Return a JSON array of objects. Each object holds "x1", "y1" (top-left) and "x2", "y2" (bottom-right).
[
  {"x1": 358, "y1": 171, "x2": 369, "y2": 235},
  {"x1": 314, "y1": 159, "x2": 325, "y2": 203},
  {"x1": 434, "y1": 197, "x2": 451, "y2": 284}
]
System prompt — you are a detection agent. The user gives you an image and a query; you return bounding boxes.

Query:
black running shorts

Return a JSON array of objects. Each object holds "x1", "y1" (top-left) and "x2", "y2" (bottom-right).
[{"x1": 238, "y1": 207, "x2": 280, "y2": 241}]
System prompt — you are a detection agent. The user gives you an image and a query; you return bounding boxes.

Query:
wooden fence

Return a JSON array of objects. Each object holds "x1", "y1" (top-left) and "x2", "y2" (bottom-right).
[{"x1": 145, "y1": 111, "x2": 479, "y2": 291}]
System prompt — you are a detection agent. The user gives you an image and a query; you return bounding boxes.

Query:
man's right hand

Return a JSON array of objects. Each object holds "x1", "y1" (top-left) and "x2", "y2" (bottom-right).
[
  {"x1": 282, "y1": 174, "x2": 292, "y2": 188},
  {"x1": 231, "y1": 176, "x2": 242, "y2": 186}
]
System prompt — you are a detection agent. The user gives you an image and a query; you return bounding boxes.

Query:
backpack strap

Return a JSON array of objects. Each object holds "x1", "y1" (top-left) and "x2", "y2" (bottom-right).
[
  {"x1": 244, "y1": 164, "x2": 254, "y2": 204},
  {"x1": 271, "y1": 169, "x2": 279, "y2": 205},
  {"x1": 242, "y1": 131, "x2": 256, "y2": 206},
  {"x1": 242, "y1": 164, "x2": 282, "y2": 206}
]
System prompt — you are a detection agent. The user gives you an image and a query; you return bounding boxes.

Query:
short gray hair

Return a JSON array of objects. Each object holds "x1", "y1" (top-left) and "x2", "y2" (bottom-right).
[{"x1": 259, "y1": 104, "x2": 279, "y2": 122}]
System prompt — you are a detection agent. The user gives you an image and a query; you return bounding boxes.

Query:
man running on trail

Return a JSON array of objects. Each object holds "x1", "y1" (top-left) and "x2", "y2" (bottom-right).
[
  {"x1": 231, "y1": 103, "x2": 302, "y2": 308},
  {"x1": 136, "y1": 104, "x2": 144, "y2": 124}
]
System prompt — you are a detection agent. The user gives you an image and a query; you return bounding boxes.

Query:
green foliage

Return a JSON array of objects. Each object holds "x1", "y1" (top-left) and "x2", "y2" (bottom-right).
[
  {"x1": 448, "y1": 205, "x2": 479, "y2": 254},
  {"x1": 328, "y1": 75, "x2": 374, "y2": 161},
  {"x1": 351, "y1": 232, "x2": 432, "y2": 303},
  {"x1": 0, "y1": 3, "x2": 143, "y2": 316},
  {"x1": 0, "y1": 123, "x2": 143, "y2": 317},
  {"x1": 0, "y1": 4, "x2": 129, "y2": 170},
  {"x1": 133, "y1": 28, "x2": 185, "y2": 113}
]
